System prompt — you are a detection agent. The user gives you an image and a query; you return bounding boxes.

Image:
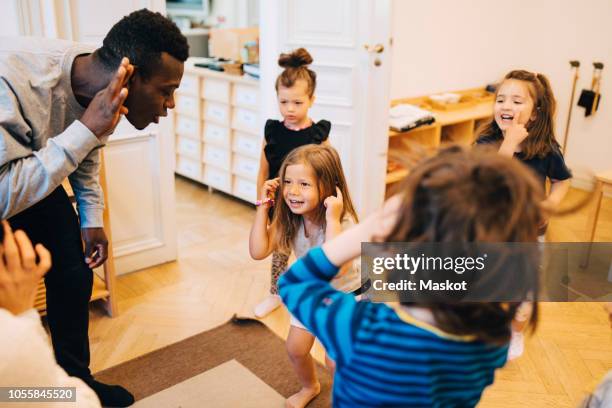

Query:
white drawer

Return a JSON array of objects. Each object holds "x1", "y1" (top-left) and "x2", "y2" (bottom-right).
[
  {"x1": 176, "y1": 156, "x2": 201, "y2": 180},
  {"x1": 177, "y1": 74, "x2": 199, "y2": 96},
  {"x1": 176, "y1": 136, "x2": 201, "y2": 160},
  {"x1": 175, "y1": 115, "x2": 199, "y2": 137},
  {"x1": 203, "y1": 145, "x2": 231, "y2": 170},
  {"x1": 203, "y1": 124, "x2": 231, "y2": 147},
  {"x1": 203, "y1": 101, "x2": 230, "y2": 125},
  {"x1": 232, "y1": 154, "x2": 259, "y2": 180},
  {"x1": 175, "y1": 95, "x2": 199, "y2": 117},
  {"x1": 204, "y1": 166, "x2": 231, "y2": 192},
  {"x1": 233, "y1": 132, "x2": 260, "y2": 158},
  {"x1": 233, "y1": 177, "x2": 257, "y2": 203},
  {"x1": 202, "y1": 78, "x2": 230, "y2": 103},
  {"x1": 232, "y1": 107, "x2": 259, "y2": 134},
  {"x1": 233, "y1": 84, "x2": 259, "y2": 108}
]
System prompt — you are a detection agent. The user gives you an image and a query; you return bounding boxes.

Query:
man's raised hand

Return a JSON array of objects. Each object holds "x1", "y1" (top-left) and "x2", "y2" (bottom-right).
[{"x1": 81, "y1": 57, "x2": 134, "y2": 138}]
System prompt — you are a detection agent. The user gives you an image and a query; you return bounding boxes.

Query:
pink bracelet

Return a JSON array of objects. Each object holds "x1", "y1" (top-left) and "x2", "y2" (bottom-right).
[{"x1": 255, "y1": 198, "x2": 274, "y2": 206}]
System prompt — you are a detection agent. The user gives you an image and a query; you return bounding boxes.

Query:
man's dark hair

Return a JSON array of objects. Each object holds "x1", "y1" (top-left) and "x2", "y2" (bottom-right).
[
  {"x1": 95, "y1": 9, "x2": 189, "y2": 79},
  {"x1": 0, "y1": 222, "x2": 4, "y2": 243}
]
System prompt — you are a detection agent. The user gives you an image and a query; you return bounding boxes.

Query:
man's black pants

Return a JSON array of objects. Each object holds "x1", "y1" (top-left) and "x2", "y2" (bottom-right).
[{"x1": 9, "y1": 186, "x2": 93, "y2": 380}]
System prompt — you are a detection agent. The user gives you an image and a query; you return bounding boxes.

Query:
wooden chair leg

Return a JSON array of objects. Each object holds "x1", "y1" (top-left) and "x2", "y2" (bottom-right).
[
  {"x1": 581, "y1": 180, "x2": 604, "y2": 268},
  {"x1": 100, "y1": 152, "x2": 119, "y2": 317}
]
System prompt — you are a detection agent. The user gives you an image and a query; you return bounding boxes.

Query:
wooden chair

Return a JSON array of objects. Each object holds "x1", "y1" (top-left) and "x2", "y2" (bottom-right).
[
  {"x1": 581, "y1": 169, "x2": 612, "y2": 268},
  {"x1": 584, "y1": 170, "x2": 612, "y2": 242}
]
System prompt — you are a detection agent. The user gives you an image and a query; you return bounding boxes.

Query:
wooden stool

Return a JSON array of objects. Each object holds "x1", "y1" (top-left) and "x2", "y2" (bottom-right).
[
  {"x1": 581, "y1": 169, "x2": 612, "y2": 267},
  {"x1": 585, "y1": 170, "x2": 612, "y2": 242}
]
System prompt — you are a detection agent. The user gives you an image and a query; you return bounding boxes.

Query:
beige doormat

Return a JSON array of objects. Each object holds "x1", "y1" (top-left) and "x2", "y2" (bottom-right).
[{"x1": 133, "y1": 359, "x2": 284, "y2": 407}]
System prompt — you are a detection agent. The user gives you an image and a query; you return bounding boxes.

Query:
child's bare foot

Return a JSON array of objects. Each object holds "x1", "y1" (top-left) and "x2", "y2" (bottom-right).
[{"x1": 285, "y1": 383, "x2": 321, "y2": 408}]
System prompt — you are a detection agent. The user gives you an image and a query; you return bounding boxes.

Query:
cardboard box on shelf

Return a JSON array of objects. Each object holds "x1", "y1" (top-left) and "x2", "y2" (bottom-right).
[{"x1": 209, "y1": 28, "x2": 259, "y2": 62}]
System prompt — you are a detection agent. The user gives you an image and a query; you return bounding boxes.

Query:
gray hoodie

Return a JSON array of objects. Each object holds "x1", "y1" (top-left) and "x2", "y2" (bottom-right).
[{"x1": 0, "y1": 36, "x2": 105, "y2": 227}]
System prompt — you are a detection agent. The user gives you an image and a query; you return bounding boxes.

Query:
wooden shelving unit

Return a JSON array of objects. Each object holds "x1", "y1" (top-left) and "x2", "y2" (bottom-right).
[
  {"x1": 385, "y1": 87, "x2": 494, "y2": 196},
  {"x1": 35, "y1": 153, "x2": 118, "y2": 317}
]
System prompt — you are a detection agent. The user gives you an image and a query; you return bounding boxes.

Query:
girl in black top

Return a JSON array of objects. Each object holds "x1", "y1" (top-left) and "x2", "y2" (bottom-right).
[
  {"x1": 475, "y1": 70, "x2": 571, "y2": 361},
  {"x1": 254, "y1": 48, "x2": 331, "y2": 321},
  {"x1": 475, "y1": 70, "x2": 571, "y2": 234}
]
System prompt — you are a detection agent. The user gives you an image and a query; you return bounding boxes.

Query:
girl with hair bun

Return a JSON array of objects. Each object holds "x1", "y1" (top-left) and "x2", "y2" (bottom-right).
[{"x1": 253, "y1": 48, "x2": 332, "y2": 320}]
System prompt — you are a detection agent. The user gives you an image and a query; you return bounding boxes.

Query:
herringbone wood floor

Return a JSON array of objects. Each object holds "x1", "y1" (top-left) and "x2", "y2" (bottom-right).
[{"x1": 88, "y1": 177, "x2": 612, "y2": 407}]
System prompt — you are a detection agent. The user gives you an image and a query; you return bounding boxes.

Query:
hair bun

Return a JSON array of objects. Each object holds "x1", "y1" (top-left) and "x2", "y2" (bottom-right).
[{"x1": 278, "y1": 48, "x2": 313, "y2": 68}]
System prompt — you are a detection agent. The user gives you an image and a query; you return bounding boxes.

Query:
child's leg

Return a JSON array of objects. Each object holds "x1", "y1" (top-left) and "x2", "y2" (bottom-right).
[
  {"x1": 286, "y1": 325, "x2": 320, "y2": 408},
  {"x1": 270, "y1": 251, "x2": 290, "y2": 294},
  {"x1": 254, "y1": 251, "x2": 289, "y2": 318},
  {"x1": 512, "y1": 302, "x2": 533, "y2": 332},
  {"x1": 508, "y1": 302, "x2": 533, "y2": 360}
]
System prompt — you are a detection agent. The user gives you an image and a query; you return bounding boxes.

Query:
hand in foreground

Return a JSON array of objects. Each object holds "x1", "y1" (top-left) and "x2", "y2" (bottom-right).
[{"x1": 0, "y1": 221, "x2": 51, "y2": 315}]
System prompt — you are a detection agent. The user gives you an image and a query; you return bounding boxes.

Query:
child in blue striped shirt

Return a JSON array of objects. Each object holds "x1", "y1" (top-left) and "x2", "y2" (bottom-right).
[{"x1": 279, "y1": 146, "x2": 544, "y2": 407}]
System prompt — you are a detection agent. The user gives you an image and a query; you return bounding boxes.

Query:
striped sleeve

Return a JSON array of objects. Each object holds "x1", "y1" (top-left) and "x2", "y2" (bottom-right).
[{"x1": 278, "y1": 246, "x2": 366, "y2": 366}]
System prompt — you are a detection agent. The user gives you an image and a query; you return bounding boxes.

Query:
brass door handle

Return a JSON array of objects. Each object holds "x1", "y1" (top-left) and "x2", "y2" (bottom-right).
[{"x1": 363, "y1": 43, "x2": 384, "y2": 53}]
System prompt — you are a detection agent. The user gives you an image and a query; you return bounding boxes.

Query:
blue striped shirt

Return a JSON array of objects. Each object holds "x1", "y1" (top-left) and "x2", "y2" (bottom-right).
[{"x1": 279, "y1": 246, "x2": 508, "y2": 407}]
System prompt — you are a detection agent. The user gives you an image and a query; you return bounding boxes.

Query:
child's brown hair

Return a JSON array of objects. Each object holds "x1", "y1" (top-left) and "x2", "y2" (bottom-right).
[
  {"x1": 476, "y1": 70, "x2": 560, "y2": 159},
  {"x1": 387, "y1": 146, "x2": 544, "y2": 344},
  {"x1": 275, "y1": 48, "x2": 317, "y2": 98},
  {"x1": 272, "y1": 144, "x2": 358, "y2": 254}
]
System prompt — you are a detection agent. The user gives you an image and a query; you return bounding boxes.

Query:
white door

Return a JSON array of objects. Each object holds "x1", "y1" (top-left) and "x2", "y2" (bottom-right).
[
  {"x1": 260, "y1": 0, "x2": 392, "y2": 216},
  {"x1": 18, "y1": 0, "x2": 178, "y2": 274}
]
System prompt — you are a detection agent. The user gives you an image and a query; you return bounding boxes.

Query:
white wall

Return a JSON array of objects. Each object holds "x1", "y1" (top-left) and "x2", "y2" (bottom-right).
[
  {"x1": 0, "y1": 1, "x2": 21, "y2": 36},
  {"x1": 391, "y1": 0, "x2": 611, "y2": 186},
  {"x1": 208, "y1": 0, "x2": 259, "y2": 28}
]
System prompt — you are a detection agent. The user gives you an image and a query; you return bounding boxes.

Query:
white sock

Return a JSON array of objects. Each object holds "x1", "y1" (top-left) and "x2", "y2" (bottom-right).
[
  {"x1": 254, "y1": 294, "x2": 282, "y2": 318},
  {"x1": 508, "y1": 331, "x2": 525, "y2": 361}
]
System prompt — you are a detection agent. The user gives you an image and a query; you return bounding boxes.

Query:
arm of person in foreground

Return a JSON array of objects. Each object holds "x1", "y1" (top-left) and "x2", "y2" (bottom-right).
[{"x1": 0, "y1": 221, "x2": 100, "y2": 407}]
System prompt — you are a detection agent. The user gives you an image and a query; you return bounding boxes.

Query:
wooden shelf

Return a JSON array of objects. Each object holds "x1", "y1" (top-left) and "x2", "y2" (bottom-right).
[
  {"x1": 91, "y1": 273, "x2": 111, "y2": 301},
  {"x1": 386, "y1": 169, "x2": 409, "y2": 185},
  {"x1": 385, "y1": 87, "x2": 494, "y2": 197},
  {"x1": 389, "y1": 122, "x2": 437, "y2": 137},
  {"x1": 37, "y1": 154, "x2": 119, "y2": 317},
  {"x1": 36, "y1": 274, "x2": 109, "y2": 317}
]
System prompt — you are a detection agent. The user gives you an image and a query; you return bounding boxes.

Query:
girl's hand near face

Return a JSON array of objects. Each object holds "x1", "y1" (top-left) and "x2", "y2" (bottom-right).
[
  {"x1": 500, "y1": 114, "x2": 529, "y2": 157},
  {"x1": 323, "y1": 194, "x2": 404, "y2": 266},
  {"x1": 324, "y1": 187, "x2": 344, "y2": 222},
  {"x1": 504, "y1": 114, "x2": 529, "y2": 147},
  {"x1": 260, "y1": 178, "x2": 280, "y2": 203}
]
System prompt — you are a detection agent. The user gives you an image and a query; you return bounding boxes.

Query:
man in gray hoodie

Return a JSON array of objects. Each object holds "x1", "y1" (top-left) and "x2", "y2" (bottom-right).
[{"x1": 0, "y1": 9, "x2": 188, "y2": 407}]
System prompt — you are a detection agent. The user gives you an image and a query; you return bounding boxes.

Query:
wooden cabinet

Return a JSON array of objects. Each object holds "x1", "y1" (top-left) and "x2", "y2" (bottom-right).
[
  {"x1": 385, "y1": 88, "x2": 494, "y2": 195},
  {"x1": 173, "y1": 64, "x2": 260, "y2": 204}
]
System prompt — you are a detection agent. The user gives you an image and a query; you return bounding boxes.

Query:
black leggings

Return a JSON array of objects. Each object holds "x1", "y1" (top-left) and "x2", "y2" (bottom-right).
[{"x1": 9, "y1": 186, "x2": 93, "y2": 380}]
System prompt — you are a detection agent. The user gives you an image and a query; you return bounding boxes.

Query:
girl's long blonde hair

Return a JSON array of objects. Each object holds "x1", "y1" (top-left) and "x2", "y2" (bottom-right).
[{"x1": 271, "y1": 144, "x2": 358, "y2": 254}]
